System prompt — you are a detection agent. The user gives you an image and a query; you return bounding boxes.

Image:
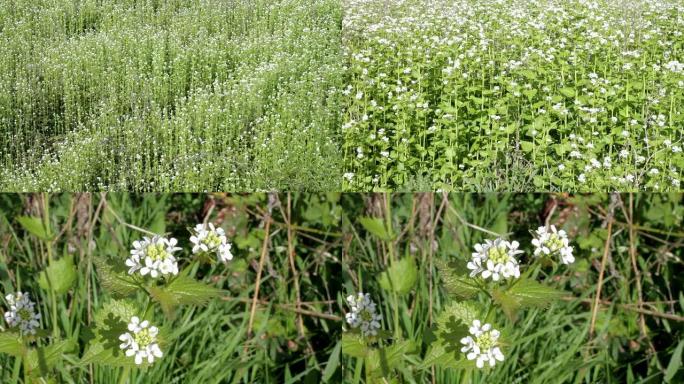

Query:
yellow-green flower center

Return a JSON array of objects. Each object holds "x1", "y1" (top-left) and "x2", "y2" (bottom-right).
[
  {"x1": 488, "y1": 245, "x2": 510, "y2": 264},
  {"x1": 134, "y1": 328, "x2": 154, "y2": 347},
  {"x1": 146, "y1": 243, "x2": 169, "y2": 261},
  {"x1": 360, "y1": 309, "x2": 374, "y2": 322},
  {"x1": 18, "y1": 308, "x2": 32, "y2": 321},
  {"x1": 476, "y1": 331, "x2": 497, "y2": 351},
  {"x1": 203, "y1": 232, "x2": 222, "y2": 249},
  {"x1": 547, "y1": 234, "x2": 564, "y2": 252}
]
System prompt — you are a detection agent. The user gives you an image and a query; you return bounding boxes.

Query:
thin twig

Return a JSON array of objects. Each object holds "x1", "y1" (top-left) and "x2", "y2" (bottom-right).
[
  {"x1": 589, "y1": 203, "x2": 614, "y2": 338},
  {"x1": 246, "y1": 214, "x2": 272, "y2": 341}
]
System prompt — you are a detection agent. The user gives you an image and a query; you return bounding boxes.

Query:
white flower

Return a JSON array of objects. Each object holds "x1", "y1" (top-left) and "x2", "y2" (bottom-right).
[
  {"x1": 343, "y1": 172, "x2": 355, "y2": 181},
  {"x1": 190, "y1": 223, "x2": 234, "y2": 263},
  {"x1": 119, "y1": 316, "x2": 163, "y2": 365},
  {"x1": 531, "y1": 225, "x2": 575, "y2": 264},
  {"x1": 345, "y1": 292, "x2": 382, "y2": 337},
  {"x1": 468, "y1": 238, "x2": 522, "y2": 281},
  {"x1": 126, "y1": 236, "x2": 180, "y2": 278},
  {"x1": 3, "y1": 292, "x2": 41, "y2": 335},
  {"x1": 578, "y1": 173, "x2": 586, "y2": 183},
  {"x1": 460, "y1": 320, "x2": 504, "y2": 369}
]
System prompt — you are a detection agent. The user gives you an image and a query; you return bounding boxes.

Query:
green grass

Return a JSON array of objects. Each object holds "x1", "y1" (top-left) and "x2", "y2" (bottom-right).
[
  {"x1": 342, "y1": 0, "x2": 684, "y2": 191},
  {"x1": 340, "y1": 193, "x2": 684, "y2": 382},
  {"x1": 0, "y1": 193, "x2": 343, "y2": 383},
  {"x1": 0, "y1": 0, "x2": 343, "y2": 191}
]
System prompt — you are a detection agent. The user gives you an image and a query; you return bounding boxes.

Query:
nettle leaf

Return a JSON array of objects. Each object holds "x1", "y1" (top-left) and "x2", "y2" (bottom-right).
[
  {"x1": 82, "y1": 299, "x2": 139, "y2": 367},
  {"x1": 0, "y1": 332, "x2": 25, "y2": 357},
  {"x1": 341, "y1": 333, "x2": 368, "y2": 358},
  {"x1": 507, "y1": 278, "x2": 564, "y2": 308},
  {"x1": 378, "y1": 257, "x2": 417, "y2": 295},
  {"x1": 358, "y1": 217, "x2": 394, "y2": 241},
  {"x1": 94, "y1": 258, "x2": 138, "y2": 298},
  {"x1": 364, "y1": 340, "x2": 417, "y2": 380},
  {"x1": 26, "y1": 338, "x2": 75, "y2": 377},
  {"x1": 435, "y1": 259, "x2": 478, "y2": 299},
  {"x1": 150, "y1": 275, "x2": 222, "y2": 318},
  {"x1": 39, "y1": 255, "x2": 77, "y2": 294},
  {"x1": 419, "y1": 339, "x2": 472, "y2": 371},
  {"x1": 559, "y1": 87, "x2": 575, "y2": 98},
  {"x1": 492, "y1": 288, "x2": 521, "y2": 321},
  {"x1": 16, "y1": 216, "x2": 52, "y2": 241}
]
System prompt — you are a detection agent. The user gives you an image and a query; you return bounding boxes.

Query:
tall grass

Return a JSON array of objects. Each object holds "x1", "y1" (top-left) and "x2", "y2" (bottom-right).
[
  {"x1": 340, "y1": 193, "x2": 684, "y2": 382},
  {"x1": 0, "y1": 193, "x2": 343, "y2": 383},
  {"x1": 0, "y1": 0, "x2": 343, "y2": 191}
]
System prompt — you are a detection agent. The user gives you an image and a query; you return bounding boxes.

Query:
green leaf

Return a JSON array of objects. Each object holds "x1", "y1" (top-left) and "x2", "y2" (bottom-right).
[
  {"x1": 93, "y1": 258, "x2": 139, "y2": 298},
  {"x1": 419, "y1": 340, "x2": 472, "y2": 370},
  {"x1": 507, "y1": 278, "x2": 564, "y2": 308},
  {"x1": 520, "y1": 140, "x2": 534, "y2": 153},
  {"x1": 150, "y1": 275, "x2": 223, "y2": 318},
  {"x1": 358, "y1": 217, "x2": 394, "y2": 241},
  {"x1": 26, "y1": 339, "x2": 75, "y2": 377},
  {"x1": 82, "y1": 300, "x2": 140, "y2": 367},
  {"x1": 378, "y1": 257, "x2": 417, "y2": 295},
  {"x1": 492, "y1": 288, "x2": 521, "y2": 320},
  {"x1": 39, "y1": 255, "x2": 77, "y2": 294},
  {"x1": 341, "y1": 333, "x2": 368, "y2": 358},
  {"x1": 322, "y1": 341, "x2": 341, "y2": 383},
  {"x1": 665, "y1": 339, "x2": 684, "y2": 383},
  {"x1": 435, "y1": 259, "x2": 478, "y2": 299},
  {"x1": 364, "y1": 340, "x2": 416, "y2": 379},
  {"x1": 16, "y1": 216, "x2": 52, "y2": 241},
  {"x1": 0, "y1": 332, "x2": 25, "y2": 357},
  {"x1": 559, "y1": 87, "x2": 575, "y2": 98}
]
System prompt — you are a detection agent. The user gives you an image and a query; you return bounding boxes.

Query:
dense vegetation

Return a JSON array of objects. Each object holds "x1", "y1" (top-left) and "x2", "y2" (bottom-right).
[
  {"x1": 342, "y1": 0, "x2": 684, "y2": 191},
  {"x1": 0, "y1": 0, "x2": 343, "y2": 191}
]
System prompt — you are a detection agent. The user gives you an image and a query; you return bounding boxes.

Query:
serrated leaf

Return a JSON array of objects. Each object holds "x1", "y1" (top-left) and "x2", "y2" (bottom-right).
[
  {"x1": 378, "y1": 257, "x2": 417, "y2": 295},
  {"x1": 39, "y1": 255, "x2": 77, "y2": 294},
  {"x1": 341, "y1": 333, "x2": 367, "y2": 358},
  {"x1": 435, "y1": 259, "x2": 479, "y2": 299},
  {"x1": 26, "y1": 339, "x2": 75, "y2": 377},
  {"x1": 16, "y1": 216, "x2": 52, "y2": 241},
  {"x1": 419, "y1": 340, "x2": 472, "y2": 370},
  {"x1": 358, "y1": 217, "x2": 393, "y2": 241},
  {"x1": 83, "y1": 300, "x2": 141, "y2": 367},
  {"x1": 150, "y1": 275, "x2": 222, "y2": 318},
  {"x1": 94, "y1": 258, "x2": 138, "y2": 298},
  {"x1": 364, "y1": 340, "x2": 416, "y2": 379},
  {"x1": 507, "y1": 279, "x2": 564, "y2": 308},
  {"x1": 0, "y1": 332, "x2": 25, "y2": 357},
  {"x1": 492, "y1": 288, "x2": 521, "y2": 320}
]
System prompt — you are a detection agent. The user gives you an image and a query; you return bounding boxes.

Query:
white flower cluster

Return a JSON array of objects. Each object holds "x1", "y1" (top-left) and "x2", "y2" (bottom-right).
[
  {"x1": 126, "y1": 236, "x2": 180, "y2": 278},
  {"x1": 468, "y1": 239, "x2": 522, "y2": 281},
  {"x1": 345, "y1": 292, "x2": 382, "y2": 337},
  {"x1": 119, "y1": 316, "x2": 163, "y2": 365},
  {"x1": 531, "y1": 225, "x2": 575, "y2": 264},
  {"x1": 460, "y1": 320, "x2": 504, "y2": 369},
  {"x1": 190, "y1": 223, "x2": 234, "y2": 263},
  {"x1": 3, "y1": 292, "x2": 41, "y2": 335}
]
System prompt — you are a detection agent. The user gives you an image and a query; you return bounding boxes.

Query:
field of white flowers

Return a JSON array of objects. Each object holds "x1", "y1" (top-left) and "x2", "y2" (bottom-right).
[
  {"x1": 342, "y1": 0, "x2": 684, "y2": 191},
  {"x1": 0, "y1": 0, "x2": 343, "y2": 191}
]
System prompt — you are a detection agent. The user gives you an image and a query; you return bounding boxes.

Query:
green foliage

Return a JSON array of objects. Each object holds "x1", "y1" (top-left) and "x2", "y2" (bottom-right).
[
  {"x1": 38, "y1": 255, "x2": 77, "y2": 294},
  {"x1": 16, "y1": 216, "x2": 52, "y2": 241},
  {"x1": 149, "y1": 274, "x2": 222, "y2": 318},
  {"x1": 0, "y1": 333, "x2": 25, "y2": 357},
  {"x1": 435, "y1": 259, "x2": 478, "y2": 300},
  {"x1": 378, "y1": 257, "x2": 417, "y2": 295},
  {"x1": 93, "y1": 257, "x2": 139, "y2": 298},
  {"x1": 358, "y1": 217, "x2": 394, "y2": 241}
]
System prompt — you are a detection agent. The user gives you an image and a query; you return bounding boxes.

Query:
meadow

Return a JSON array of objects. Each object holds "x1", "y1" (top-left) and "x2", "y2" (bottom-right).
[
  {"x1": 342, "y1": 0, "x2": 684, "y2": 191},
  {"x1": 0, "y1": 193, "x2": 343, "y2": 383},
  {"x1": 341, "y1": 193, "x2": 684, "y2": 383},
  {"x1": 0, "y1": 0, "x2": 343, "y2": 192}
]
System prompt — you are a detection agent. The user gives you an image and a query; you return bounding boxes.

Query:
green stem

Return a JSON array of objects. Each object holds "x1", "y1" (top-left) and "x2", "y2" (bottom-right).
[
  {"x1": 42, "y1": 194, "x2": 59, "y2": 338},
  {"x1": 384, "y1": 194, "x2": 401, "y2": 340}
]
